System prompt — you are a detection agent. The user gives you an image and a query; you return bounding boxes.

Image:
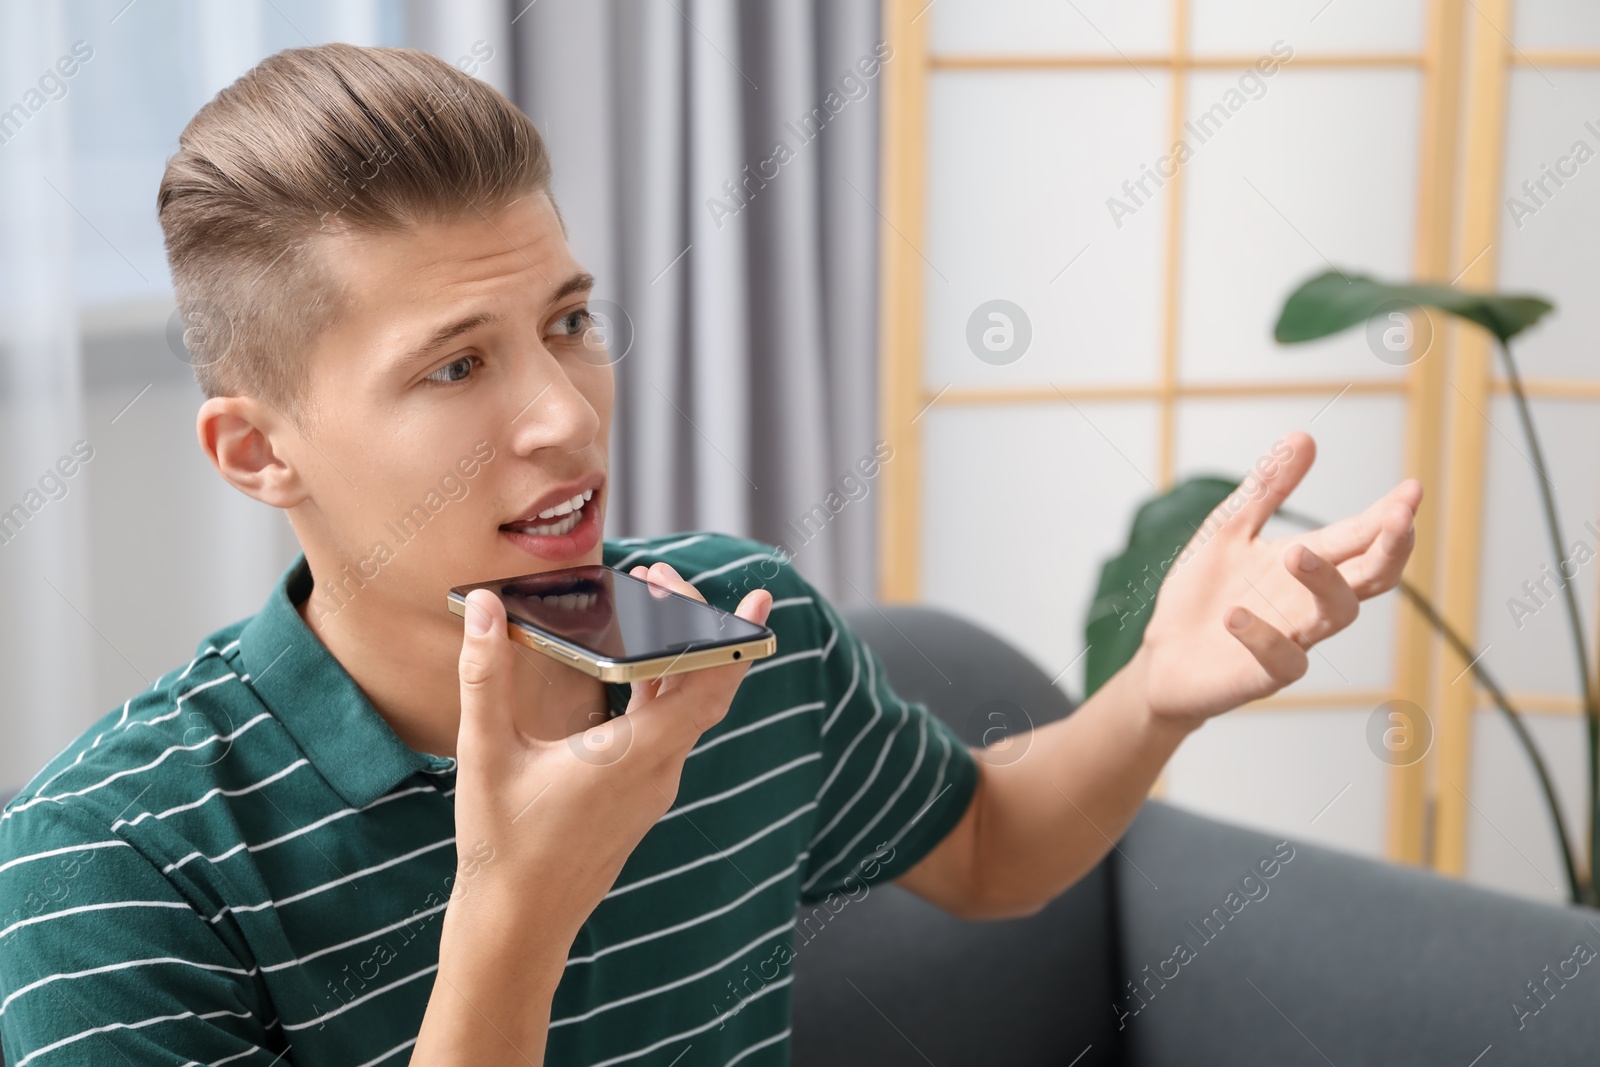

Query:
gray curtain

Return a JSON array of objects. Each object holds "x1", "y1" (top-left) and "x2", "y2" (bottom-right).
[{"x1": 508, "y1": 0, "x2": 886, "y2": 608}]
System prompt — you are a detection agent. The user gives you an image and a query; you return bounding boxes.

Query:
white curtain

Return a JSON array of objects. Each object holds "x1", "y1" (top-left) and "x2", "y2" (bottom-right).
[
  {"x1": 0, "y1": 0, "x2": 397, "y2": 790},
  {"x1": 0, "y1": 2, "x2": 91, "y2": 790}
]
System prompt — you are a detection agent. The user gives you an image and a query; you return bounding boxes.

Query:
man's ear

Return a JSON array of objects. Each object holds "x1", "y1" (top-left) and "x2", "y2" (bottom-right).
[{"x1": 197, "y1": 395, "x2": 309, "y2": 509}]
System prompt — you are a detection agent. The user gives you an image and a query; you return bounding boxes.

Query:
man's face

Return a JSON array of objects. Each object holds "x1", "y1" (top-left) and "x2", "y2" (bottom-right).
[{"x1": 286, "y1": 190, "x2": 613, "y2": 627}]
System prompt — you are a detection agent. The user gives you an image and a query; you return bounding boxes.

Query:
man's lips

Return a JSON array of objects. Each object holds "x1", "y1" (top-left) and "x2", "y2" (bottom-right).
[{"x1": 501, "y1": 473, "x2": 606, "y2": 527}]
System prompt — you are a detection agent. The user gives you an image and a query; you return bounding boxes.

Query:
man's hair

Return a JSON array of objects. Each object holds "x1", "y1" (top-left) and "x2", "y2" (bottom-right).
[{"x1": 157, "y1": 43, "x2": 556, "y2": 419}]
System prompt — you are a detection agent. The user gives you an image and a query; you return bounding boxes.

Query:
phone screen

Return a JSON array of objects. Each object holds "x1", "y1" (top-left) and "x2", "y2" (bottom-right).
[{"x1": 483, "y1": 565, "x2": 768, "y2": 663}]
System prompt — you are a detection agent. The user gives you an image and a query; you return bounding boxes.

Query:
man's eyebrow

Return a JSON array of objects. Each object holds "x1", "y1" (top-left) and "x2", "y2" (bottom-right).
[
  {"x1": 397, "y1": 310, "x2": 504, "y2": 370},
  {"x1": 395, "y1": 271, "x2": 596, "y2": 370},
  {"x1": 548, "y1": 270, "x2": 596, "y2": 308}
]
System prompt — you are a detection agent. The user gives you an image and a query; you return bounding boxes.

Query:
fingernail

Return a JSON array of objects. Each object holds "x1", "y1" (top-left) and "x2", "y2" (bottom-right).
[
  {"x1": 1300, "y1": 550, "x2": 1319, "y2": 572},
  {"x1": 466, "y1": 590, "x2": 494, "y2": 636},
  {"x1": 1227, "y1": 608, "x2": 1250, "y2": 630}
]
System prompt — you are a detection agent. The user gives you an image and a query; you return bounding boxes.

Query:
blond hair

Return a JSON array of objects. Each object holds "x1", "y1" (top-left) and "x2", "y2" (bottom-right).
[{"x1": 157, "y1": 43, "x2": 555, "y2": 419}]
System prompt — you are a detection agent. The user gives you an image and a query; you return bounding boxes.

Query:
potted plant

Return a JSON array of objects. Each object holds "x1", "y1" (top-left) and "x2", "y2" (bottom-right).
[{"x1": 1083, "y1": 270, "x2": 1597, "y2": 906}]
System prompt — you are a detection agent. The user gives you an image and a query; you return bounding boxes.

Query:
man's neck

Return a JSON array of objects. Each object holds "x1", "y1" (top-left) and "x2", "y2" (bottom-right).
[{"x1": 294, "y1": 560, "x2": 600, "y2": 757}]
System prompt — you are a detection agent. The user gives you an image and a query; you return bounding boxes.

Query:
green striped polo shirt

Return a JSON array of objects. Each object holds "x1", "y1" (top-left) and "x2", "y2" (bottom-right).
[{"x1": 0, "y1": 531, "x2": 978, "y2": 1066}]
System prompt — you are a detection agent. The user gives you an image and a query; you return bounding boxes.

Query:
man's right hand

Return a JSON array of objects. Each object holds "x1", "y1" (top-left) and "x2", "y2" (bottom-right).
[{"x1": 413, "y1": 560, "x2": 773, "y2": 1064}]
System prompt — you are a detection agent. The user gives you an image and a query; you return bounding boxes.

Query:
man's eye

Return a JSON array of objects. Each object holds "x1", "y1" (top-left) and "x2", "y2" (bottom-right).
[
  {"x1": 550, "y1": 308, "x2": 593, "y2": 338},
  {"x1": 425, "y1": 355, "x2": 476, "y2": 384}
]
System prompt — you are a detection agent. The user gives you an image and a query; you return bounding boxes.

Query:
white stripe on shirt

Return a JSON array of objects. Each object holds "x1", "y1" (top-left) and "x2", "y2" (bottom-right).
[
  {"x1": 0, "y1": 839, "x2": 129, "y2": 876},
  {"x1": 657, "y1": 754, "x2": 820, "y2": 824},
  {"x1": 569, "y1": 857, "x2": 800, "y2": 968},
  {"x1": 352, "y1": 1038, "x2": 417, "y2": 1067},
  {"x1": 606, "y1": 802, "x2": 816, "y2": 900},
  {"x1": 164, "y1": 784, "x2": 439, "y2": 874},
  {"x1": 260, "y1": 901, "x2": 450, "y2": 973},
  {"x1": 18, "y1": 657, "x2": 237, "y2": 799},
  {"x1": 687, "y1": 552, "x2": 785, "y2": 585},
  {"x1": 550, "y1": 920, "x2": 792, "y2": 1028},
  {"x1": 2, "y1": 713, "x2": 273, "y2": 821},
  {"x1": 687, "y1": 702, "x2": 822, "y2": 761},
  {"x1": 808, "y1": 675, "x2": 908, "y2": 849},
  {"x1": 115, "y1": 759, "x2": 309, "y2": 830},
  {"x1": 0, "y1": 900, "x2": 195, "y2": 942},
  {"x1": 0, "y1": 955, "x2": 256, "y2": 1016},
  {"x1": 743, "y1": 648, "x2": 823, "y2": 677},
  {"x1": 613, "y1": 534, "x2": 711, "y2": 570},
  {"x1": 179, "y1": 1043, "x2": 262, "y2": 1067},
  {"x1": 210, "y1": 837, "x2": 455, "y2": 922},
  {"x1": 176, "y1": 1043, "x2": 260, "y2": 1067},
  {"x1": 819, "y1": 630, "x2": 861, "y2": 736},
  {"x1": 726, "y1": 1027, "x2": 791, "y2": 1066},
  {"x1": 813, "y1": 652, "x2": 881, "y2": 800},
  {"x1": 122, "y1": 672, "x2": 241, "y2": 734},
  {"x1": 11, "y1": 1007, "x2": 251, "y2": 1067},
  {"x1": 803, "y1": 709, "x2": 926, "y2": 893},
  {"x1": 584, "y1": 976, "x2": 793, "y2": 1067},
  {"x1": 280, "y1": 963, "x2": 438, "y2": 1031},
  {"x1": 880, "y1": 728, "x2": 956, "y2": 858}
]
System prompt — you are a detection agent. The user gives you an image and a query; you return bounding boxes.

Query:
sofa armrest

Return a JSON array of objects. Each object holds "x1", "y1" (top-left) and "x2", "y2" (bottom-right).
[{"x1": 1114, "y1": 800, "x2": 1600, "y2": 1066}]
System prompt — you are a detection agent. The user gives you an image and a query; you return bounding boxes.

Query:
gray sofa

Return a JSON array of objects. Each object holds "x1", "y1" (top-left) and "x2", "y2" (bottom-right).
[{"x1": 789, "y1": 605, "x2": 1600, "y2": 1066}]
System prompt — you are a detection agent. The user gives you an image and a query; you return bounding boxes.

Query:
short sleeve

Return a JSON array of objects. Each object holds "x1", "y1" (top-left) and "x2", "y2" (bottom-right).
[
  {"x1": 797, "y1": 592, "x2": 979, "y2": 906},
  {"x1": 0, "y1": 798, "x2": 276, "y2": 1066}
]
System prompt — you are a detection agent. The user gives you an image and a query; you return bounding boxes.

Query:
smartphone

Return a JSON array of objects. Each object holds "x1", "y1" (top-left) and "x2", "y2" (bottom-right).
[{"x1": 447, "y1": 565, "x2": 777, "y2": 682}]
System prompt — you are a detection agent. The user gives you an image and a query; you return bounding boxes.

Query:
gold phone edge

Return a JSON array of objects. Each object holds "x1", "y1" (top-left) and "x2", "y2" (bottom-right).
[{"x1": 445, "y1": 593, "x2": 777, "y2": 682}]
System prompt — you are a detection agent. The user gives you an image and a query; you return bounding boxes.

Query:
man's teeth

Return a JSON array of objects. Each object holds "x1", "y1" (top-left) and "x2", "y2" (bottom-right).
[
  {"x1": 540, "y1": 592, "x2": 597, "y2": 609},
  {"x1": 505, "y1": 489, "x2": 592, "y2": 537},
  {"x1": 537, "y1": 488, "x2": 594, "y2": 519}
]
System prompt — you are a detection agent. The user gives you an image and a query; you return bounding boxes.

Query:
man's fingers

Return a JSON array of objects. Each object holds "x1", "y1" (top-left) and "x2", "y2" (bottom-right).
[
  {"x1": 1335, "y1": 500, "x2": 1417, "y2": 599},
  {"x1": 632, "y1": 563, "x2": 671, "y2": 600},
  {"x1": 1284, "y1": 543, "x2": 1359, "y2": 643},
  {"x1": 457, "y1": 588, "x2": 517, "y2": 744},
  {"x1": 1302, "y1": 478, "x2": 1422, "y2": 565},
  {"x1": 644, "y1": 561, "x2": 701, "y2": 601},
  {"x1": 1227, "y1": 431, "x2": 1315, "y2": 541},
  {"x1": 626, "y1": 584, "x2": 774, "y2": 753},
  {"x1": 1224, "y1": 606, "x2": 1309, "y2": 688}
]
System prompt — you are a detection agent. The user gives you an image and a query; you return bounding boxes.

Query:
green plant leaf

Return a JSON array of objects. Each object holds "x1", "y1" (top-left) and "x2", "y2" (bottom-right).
[
  {"x1": 1273, "y1": 270, "x2": 1553, "y2": 346},
  {"x1": 1082, "y1": 476, "x2": 1237, "y2": 697}
]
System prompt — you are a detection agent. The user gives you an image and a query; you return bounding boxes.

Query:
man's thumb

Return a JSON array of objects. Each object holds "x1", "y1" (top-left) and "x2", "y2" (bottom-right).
[{"x1": 458, "y1": 587, "x2": 515, "y2": 738}]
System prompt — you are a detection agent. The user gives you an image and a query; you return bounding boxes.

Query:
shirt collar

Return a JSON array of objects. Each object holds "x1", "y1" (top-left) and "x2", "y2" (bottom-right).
[
  {"x1": 238, "y1": 552, "x2": 631, "y2": 808},
  {"x1": 237, "y1": 552, "x2": 436, "y2": 808}
]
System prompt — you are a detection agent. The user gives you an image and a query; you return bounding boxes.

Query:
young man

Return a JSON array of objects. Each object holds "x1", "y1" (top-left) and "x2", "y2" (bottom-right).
[{"x1": 0, "y1": 43, "x2": 1420, "y2": 1067}]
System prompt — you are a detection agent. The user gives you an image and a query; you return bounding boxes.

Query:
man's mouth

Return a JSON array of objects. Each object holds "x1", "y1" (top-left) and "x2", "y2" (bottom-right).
[
  {"x1": 536, "y1": 590, "x2": 598, "y2": 609},
  {"x1": 500, "y1": 488, "x2": 594, "y2": 538}
]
